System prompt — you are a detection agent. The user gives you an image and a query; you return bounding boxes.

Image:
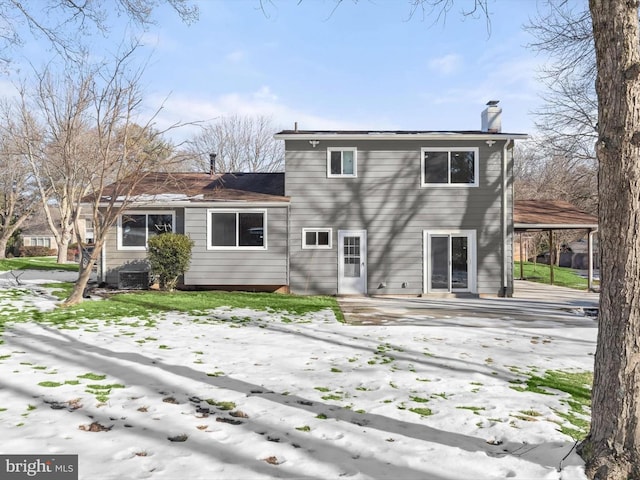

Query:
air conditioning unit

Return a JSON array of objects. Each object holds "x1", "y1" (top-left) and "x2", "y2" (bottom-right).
[{"x1": 118, "y1": 271, "x2": 149, "y2": 290}]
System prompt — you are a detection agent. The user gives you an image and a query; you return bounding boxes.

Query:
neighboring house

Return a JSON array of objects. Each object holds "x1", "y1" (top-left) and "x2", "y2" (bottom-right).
[
  {"x1": 97, "y1": 102, "x2": 528, "y2": 296},
  {"x1": 18, "y1": 209, "x2": 93, "y2": 256},
  {"x1": 19, "y1": 210, "x2": 56, "y2": 253}
]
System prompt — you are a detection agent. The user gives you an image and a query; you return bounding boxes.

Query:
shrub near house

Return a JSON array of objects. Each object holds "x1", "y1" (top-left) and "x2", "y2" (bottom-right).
[{"x1": 147, "y1": 233, "x2": 194, "y2": 291}]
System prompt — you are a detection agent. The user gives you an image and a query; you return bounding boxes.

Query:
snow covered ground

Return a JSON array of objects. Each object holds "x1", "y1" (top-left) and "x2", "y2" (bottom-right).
[{"x1": 0, "y1": 274, "x2": 596, "y2": 480}]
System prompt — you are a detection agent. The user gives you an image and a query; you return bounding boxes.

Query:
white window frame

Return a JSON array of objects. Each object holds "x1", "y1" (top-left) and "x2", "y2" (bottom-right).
[
  {"x1": 423, "y1": 229, "x2": 477, "y2": 294},
  {"x1": 117, "y1": 211, "x2": 175, "y2": 251},
  {"x1": 29, "y1": 237, "x2": 51, "y2": 248},
  {"x1": 420, "y1": 147, "x2": 479, "y2": 187},
  {"x1": 207, "y1": 209, "x2": 268, "y2": 251},
  {"x1": 302, "y1": 228, "x2": 333, "y2": 249},
  {"x1": 327, "y1": 147, "x2": 357, "y2": 178}
]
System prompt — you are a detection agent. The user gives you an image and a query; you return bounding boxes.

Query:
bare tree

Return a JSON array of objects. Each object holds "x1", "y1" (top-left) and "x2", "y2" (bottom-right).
[
  {"x1": 0, "y1": 0, "x2": 198, "y2": 65},
  {"x1": 185, "y1": 115, "x2": 284, "y2": 174},
  {"x1": 526, "y1": 3, "x2": 597, "y2": 141},
  {"x1": 514, "y1": 138, "x2": 597, "y2": 214},
  {"x1": 13, "y1": 64, "x2": 97, "y2": 264},
  {"x1": 31, "y1": 47, "x2": 182, "y2": 305},
  {"x1": 0, "y1": 98, "x2": 45, "y2": 258}
]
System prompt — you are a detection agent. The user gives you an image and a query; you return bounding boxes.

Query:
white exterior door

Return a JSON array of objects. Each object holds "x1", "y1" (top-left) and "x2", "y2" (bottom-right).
[
  {"x1": 424, "y1": 230, "x2": 476, "y2": 294},
  {"x1": 338, "y1": 230, "x2": 367, "y2": 294}
]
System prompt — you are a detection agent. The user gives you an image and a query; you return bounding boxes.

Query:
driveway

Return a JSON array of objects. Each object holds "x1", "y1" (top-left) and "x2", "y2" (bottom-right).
[{"x1": 338, "y1": 280, "x2": 599, "y2": 328}]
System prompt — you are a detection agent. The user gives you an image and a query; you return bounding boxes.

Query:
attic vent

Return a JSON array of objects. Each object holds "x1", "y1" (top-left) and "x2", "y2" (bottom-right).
[{"x1": 118, "y1": 271, "x2": 149, "y2": 290}]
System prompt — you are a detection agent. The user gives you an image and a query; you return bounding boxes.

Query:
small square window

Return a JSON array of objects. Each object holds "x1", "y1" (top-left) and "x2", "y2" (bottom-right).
[
  {"x1": 327, "y1": 148, "x2": 357, "y2": 177},
  {"x1": 302, "y1": 228, "x2": 333, "y2": 249}
]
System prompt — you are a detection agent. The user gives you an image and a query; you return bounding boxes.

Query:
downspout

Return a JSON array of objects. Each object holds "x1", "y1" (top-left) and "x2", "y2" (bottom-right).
[
  {"x1": 502, "y1": 139, "x2": 514, "y2": 297},
  {"x1": 286, "y1": 203, "x2": 290, "y2": 292},
  {"x1": 100, "y1": 246, "x2": 106, "y2": 284}
]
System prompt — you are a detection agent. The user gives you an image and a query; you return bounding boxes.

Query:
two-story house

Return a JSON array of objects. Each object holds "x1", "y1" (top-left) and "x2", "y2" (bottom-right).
[{"x1": 95, "y1": 102, "x2": 527, "y2": 296}]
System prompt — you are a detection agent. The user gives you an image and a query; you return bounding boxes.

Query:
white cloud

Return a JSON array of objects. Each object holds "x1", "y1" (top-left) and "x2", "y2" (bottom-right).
[
  {"x1": 428, "y1": 54, "x2": 462, "y2": 75},
  {"x1": 146, "y1": 86, "x2": 367, "y2": 143},
  {"x1": 225, "y1": 49, "x2": 246, "y2": 63}
]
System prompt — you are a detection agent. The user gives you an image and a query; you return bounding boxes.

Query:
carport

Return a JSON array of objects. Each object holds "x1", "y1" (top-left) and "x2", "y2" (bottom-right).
[{"x1": 514, "y1": 200, "x2": 598, "y2": 291}]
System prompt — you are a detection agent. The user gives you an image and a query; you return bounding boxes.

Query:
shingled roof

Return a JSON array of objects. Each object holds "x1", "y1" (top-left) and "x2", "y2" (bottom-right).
[
  {"x1": 514, "y1": 200, "x2": 597, "y2": 230},
  {"x1": 96, "y1": 172, "x2": 287, "y2": 204}
]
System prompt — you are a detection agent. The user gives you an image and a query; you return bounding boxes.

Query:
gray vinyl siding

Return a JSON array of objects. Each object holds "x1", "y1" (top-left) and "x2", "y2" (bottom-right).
[
  {"x1": 103, "y1": 208, "x2": 186, "y2": 286},
  {"x1": 183, "y1": 206, "x2": 288, "y2": 287},
  {"x1": 285, "y1": 139, "x2": 512, "y2": 296},
  {"x1": 103, "y1": 205, "x2": 289, "y2": 288}
]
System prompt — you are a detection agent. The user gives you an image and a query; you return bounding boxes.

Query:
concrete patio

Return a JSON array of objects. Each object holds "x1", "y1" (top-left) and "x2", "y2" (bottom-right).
[{"x1": 338, "y1": 280, "x2": 599, "y2": 327}]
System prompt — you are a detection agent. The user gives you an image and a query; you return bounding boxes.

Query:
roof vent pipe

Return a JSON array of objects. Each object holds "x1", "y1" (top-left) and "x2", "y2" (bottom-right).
[
  {"x1": 209, "y1": 153, "x2": 217, "y2": 176},
  {"x1": 294, "y1": 121, "x2": 298, "y2": 132},
  {"x1": 481, "y1": 100, "x2": 502, "y2": 133}
]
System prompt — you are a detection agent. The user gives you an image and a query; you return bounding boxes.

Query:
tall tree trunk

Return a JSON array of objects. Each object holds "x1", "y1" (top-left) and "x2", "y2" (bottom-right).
[
  {"x1": 0, "y1": 236, "x2": 8, "y2": 259},
  {"x1": 56, "y1": 238, "x2": 70, "y2": 264},
  {"x1": 579, "y1": 1, "x2": 640, "y2": 478},
  {"x1": 63, "y1": 239, "x2": 103, "y2": 306}
]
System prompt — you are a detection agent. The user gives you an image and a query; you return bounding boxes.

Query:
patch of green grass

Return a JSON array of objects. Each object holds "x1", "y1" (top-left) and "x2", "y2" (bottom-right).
[
  {"x1": 295, "y1": 425, "x2": 311, "y2": 432},
  {"x1": 315, "y1": 413, "x2": 327, "y2": 419},
  {"x1": 409, "y1": 407, "x2": 433, "y2": 417},
  {"x1": 514, "y1": 261, "x2": 596, "y2": 290},
  {"x1": 314, "y1": 387, "x2": 331, "y2": 392},
  {"x1": 410, "y1": 396, "x2": 429, "y2": 403},
  {"x1": 42, "y1": 283, "x2": 75, "y2": 300},
  {"x1": 38, "y1": 381, "x2": 63, "y2": 387},
  {"x1": 0, "y1": 257, "x2": 78, "y2": 272},
  {"x1": 321, "y1": 394, "x2": 343, "y2": 401},
  {"x1": 431, "y1": 392, "x2": 450, "y2": 400},
  {"x1": 77, "y1": 373, "x2": 106, "y2": 381},
  {"x1": 0, "y1": 289, "x2": 342, "y2": 329},
  {"x1": 330, "y1": 367, "x2": 342, "y2": 373},
  {"x1": 86, "y1": 384, "x2": 125, "y2": 390},
  {"x1": 510, "y1": 369, "x2": 592, "y2": 440},
  {"x1": 106, "y1": 290, "x2": 344, "y2": 321},
  {"x1": 204, "y1": 399, "x2": 236, "y2": 411},
  {"x1": 456, "y1": 406, "x2": 486, "y2": 414},
  {"x1": 520, "y1": 409, "x2": 542, "y2": 417}
]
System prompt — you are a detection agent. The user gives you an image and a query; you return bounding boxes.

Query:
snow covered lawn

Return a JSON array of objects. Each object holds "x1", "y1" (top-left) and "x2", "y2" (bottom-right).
[{"x1": 0, "y1": 281, "x2": 595, "y2": 479}]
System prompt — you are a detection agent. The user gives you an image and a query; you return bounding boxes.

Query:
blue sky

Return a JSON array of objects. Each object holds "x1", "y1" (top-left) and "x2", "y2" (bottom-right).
[{"x1": 12, "y1": 0, "x2": 555, "y2": 143}]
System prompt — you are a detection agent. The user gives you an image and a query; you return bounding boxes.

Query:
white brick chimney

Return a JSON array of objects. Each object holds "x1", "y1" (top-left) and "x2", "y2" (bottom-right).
[{"x1": 481, "y1": 100, "x2": 502, "y2": 133}]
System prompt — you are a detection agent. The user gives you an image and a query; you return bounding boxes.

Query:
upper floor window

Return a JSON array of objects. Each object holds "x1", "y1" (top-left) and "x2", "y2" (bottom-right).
[
  {"x1": 302, "y1": 228, "x2": 332, "y2": 249},
  {"x1": 118, "y1": 212, "x2": 174, "y2": 250},
  {"x1": 207, "y1": 210, "x2": 267, "y2": 250},
  {"x1": 421, "y1": 147, "x2": 479, "y2": 187},
  {"x1": 327, "y1": 148, "x2": 357, "y2": 177}
]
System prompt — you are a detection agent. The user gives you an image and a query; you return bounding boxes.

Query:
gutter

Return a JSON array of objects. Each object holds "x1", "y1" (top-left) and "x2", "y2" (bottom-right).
[
  {"x1": 514, "y1": 223, "x2": 598, "y2": 230},
  {"x1": 91, "y1": 201, "x2": 291, "y2": 209},
  {"x1": 274, "y1": 132, "x2": 529, "y2": 142}
]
